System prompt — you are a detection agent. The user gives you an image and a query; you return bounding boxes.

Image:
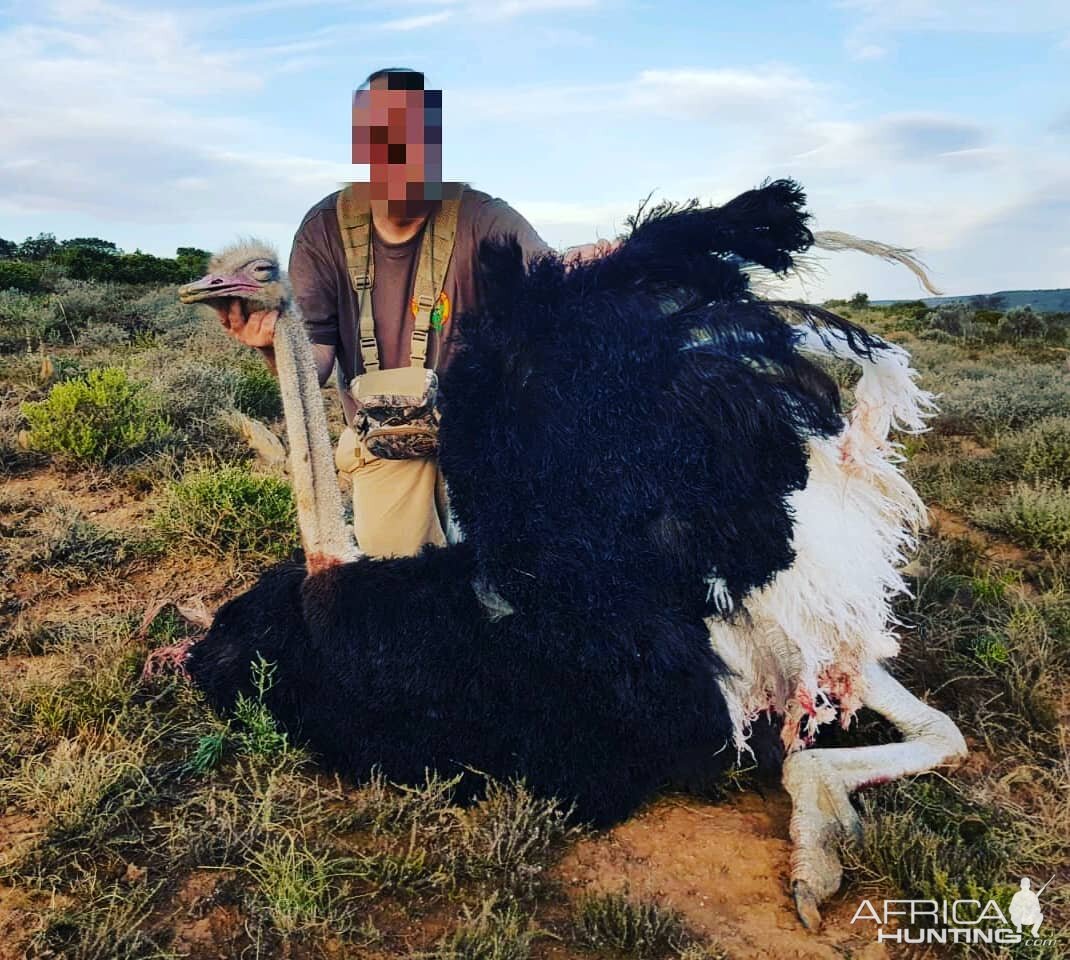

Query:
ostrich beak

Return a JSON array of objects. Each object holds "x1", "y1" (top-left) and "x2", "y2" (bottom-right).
[{"x1": 179, "y1": 273, "x2": 261, "y2": 304}]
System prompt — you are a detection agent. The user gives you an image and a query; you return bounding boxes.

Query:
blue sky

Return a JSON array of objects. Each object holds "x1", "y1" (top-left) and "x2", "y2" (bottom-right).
[{"x1": 1, "y1": 0, "x2": 1068, "y2": 298}]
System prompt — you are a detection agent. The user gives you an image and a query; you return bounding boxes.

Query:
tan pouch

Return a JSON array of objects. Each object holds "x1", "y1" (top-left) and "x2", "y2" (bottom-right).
[
  {"x1": 351, "y1": 366, "x2": 440, "y2": 461},
  {"x1": 335, "y1": 424, "x2": 366, "y2": 474}
]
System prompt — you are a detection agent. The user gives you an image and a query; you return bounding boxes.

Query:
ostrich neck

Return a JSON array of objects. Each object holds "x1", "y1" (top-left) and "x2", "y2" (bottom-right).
[{"x1": 272, "y1": 307, "x2": 357, "y2": 573}]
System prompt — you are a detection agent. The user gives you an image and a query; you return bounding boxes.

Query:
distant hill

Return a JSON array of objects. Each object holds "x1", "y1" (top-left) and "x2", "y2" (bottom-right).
[{"x1": 871, "y1": 288, "x2": 1070, "y2": 313}]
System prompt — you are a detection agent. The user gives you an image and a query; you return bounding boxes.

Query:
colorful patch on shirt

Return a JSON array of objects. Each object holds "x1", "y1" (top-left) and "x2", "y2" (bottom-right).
[
  {"x1": 430, "y1": 291, "x2": 450, "y2": 331},
  {"x1": 411, "y1": 291, "x2": 451, "y2": 332}
]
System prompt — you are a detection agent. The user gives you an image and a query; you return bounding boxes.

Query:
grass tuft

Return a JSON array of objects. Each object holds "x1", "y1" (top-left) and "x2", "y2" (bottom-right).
[
  {"x1": 153, "y1": 464, "x2": 297, "y2": 561},
  {"x1": 570, "y1": 890, "x2": 690, "y2": 958},
  {"x1": 423, "y1": 896, "x2": 539, "y2": 960}
]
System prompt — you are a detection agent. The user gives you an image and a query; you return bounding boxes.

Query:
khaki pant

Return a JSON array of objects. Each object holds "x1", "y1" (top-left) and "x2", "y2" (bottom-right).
[{"x1": 335, "y1": 425, "x2": 450, "y2": 558}]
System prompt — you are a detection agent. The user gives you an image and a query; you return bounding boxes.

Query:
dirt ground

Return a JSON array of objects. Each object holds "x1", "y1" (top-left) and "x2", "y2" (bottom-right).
[{"x1": 0, "y1": 462, "x2": 1036, "y2": 959}]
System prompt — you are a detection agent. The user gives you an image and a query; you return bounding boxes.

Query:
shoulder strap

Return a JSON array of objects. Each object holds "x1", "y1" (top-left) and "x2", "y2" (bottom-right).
[
  {"x1": 337, "y1": 185, "x2": 465, "y2": 372},
  {"x1": 410, "y1": 191, "x2": 463, "y2": 368},
  {"x1": 336, "y1": 185, "x2": 379, "y2": 372}
]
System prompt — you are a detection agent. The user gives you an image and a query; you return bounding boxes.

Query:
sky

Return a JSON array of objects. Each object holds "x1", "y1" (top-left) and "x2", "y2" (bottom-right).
[{"x1": 1, "y1": 0, "x2": 1068, "y2": 300}]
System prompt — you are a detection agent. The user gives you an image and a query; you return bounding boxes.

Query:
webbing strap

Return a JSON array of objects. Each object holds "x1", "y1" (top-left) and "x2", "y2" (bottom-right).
[{"x1": 336, "y1": 186, "x2": 462, "y2": 371}]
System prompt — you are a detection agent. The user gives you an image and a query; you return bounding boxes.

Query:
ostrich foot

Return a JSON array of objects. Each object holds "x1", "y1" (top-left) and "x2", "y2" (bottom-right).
[
  {"x1": 139, "y1": 637, "x2": 199, "y2": 682},
  {"x1": 783, "y1": 749, "x2": 862, "y2": 928},
  {"x1": 781, "y1": 662, "x2": 968, "y2": 930}
]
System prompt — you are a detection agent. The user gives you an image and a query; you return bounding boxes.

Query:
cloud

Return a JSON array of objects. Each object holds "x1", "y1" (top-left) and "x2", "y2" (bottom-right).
[
  {"x1": 848, "y1": 42, "x2": 887, "y2": 60},
  {"x1": 377, "y1": 11, "x2": 454, "y2": 30},
  {"x1": 837, "y1": 0, "x2": 1070, "y2": 59},
  {"x1": 0, "y1": 0, "x2": 348, "y2": 245},
  {"x1": 861, "y1": 113, "x2": 990, "y2": 160},
  {"x1": 628, "y1": 67, "x2": 822, "y2": 124},
  {"x1": 837, "y1": 0, "x2": 1070, "y2": 35}
]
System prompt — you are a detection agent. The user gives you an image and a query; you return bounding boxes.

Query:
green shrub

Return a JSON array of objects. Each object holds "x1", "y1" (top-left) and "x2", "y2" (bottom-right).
[
  {"x1": 48, "y1": 282, "x2": 136, "y2": 342},
  {"x1": 0, "y1": 260, "x2": 43, "y2": 293},
  {"x1": 156, "y1": 361, "x2": 237, "y2": 434},
  {"x1": 845, "y1": 779, "x2": 1022, "y2": 933},
  {"x1": 233, "y1": 356, "x2": 282, "y2": 420},
  {"x1": 154, "y1": 464, "x2": 297, "y2": 560},
  {"x1": 995, "y1": 417, "x2": 1070, "y2": 487},
  {"x1": 20, "y1": 367, "x2": 170, "y2": 465},
  {"x1": 76, "y1": 322, "x2": 129, "y2": 350},
  {"x1": 0, "y1": 289, "x2": 52, "y2": 350},
  {"x1": 973, "y1": 481, "x2": 1070, "y2": 551},
  {"x1": 930, "y1": 363, "x2": 1070, "y2": 435},
  {"x1": 121, "y1": 286, "x2": 193, "y2": 338}
]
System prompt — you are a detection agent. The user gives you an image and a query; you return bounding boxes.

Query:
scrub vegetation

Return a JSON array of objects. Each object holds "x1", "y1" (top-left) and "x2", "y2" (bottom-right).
[{"x1": 0, "y1": 278, "x2": 1066, "y2": 958}]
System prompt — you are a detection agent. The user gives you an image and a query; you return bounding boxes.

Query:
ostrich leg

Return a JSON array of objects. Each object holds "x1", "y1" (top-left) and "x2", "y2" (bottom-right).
[
  {"x1": 782, "y1": 660, "x2": 968, "y2": 929},
  {"x1": 272, "y1": 309, "x2": 358, "y2": 572}
]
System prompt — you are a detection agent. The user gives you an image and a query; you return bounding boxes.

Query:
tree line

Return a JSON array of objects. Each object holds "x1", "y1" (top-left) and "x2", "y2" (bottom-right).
[{"x1": 0, "y1": 233, "x2": 211, "y2": 291}]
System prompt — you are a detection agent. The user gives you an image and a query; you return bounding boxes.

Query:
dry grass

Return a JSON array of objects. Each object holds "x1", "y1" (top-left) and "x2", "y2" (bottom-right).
[{"x1": 0, "y1": 291, "x2": 1067, "y2": 956}]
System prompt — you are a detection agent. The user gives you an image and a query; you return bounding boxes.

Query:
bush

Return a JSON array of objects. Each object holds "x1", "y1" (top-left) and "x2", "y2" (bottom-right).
[
  {"x1": 0, "y1": 289, "x2": 51, "y2": 351},
  {"x1": 995, "y1": 417, "x2": 1070, "y2": 486},
  {"x1": 973, "y1": 481, "x2": 1070, "y2": 551},
  {"x1": 233, "y1": 356, "x2": 282, "y2": 420},
  {"x1": 29, "y1": 508, "x2": 150, "y2": 574},
  {"x1": 0, "y1": 260, "x2": 43, "y2": 293},
  {"x1": 154, "y1": 464, "x2": 297, "y2": 560},
  {"x1": 50, "y1": 283, "x2": 135, "y2": 342},
  {"x1": 930, "y1": 363, "x2": 1070, "y2": 435},
  {"x1": 997, "y1": 306, "x2": 1046, "y2": 342},
  {"x1": 156, "y1": 361, "x2": 238, "y2": 434},
  {"x1": 120, "y1": 286, "x2": 193, "y2": 338},
  {"x1": 20, "y1": 367, "x2": 170, "y2": 465},
  {"x1": 76, "y1": 322, "x2": 128, "y2": 350}
]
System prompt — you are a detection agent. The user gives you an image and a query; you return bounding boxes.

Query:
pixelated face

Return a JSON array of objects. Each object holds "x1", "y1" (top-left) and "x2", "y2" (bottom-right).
[{"x1": 352, "y1": 77, "x2": 443, "y2": 208}]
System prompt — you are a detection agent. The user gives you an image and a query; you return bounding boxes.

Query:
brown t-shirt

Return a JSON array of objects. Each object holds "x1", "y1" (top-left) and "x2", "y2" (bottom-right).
[{"x1": 288, "y1": 185, "x2": 551, "y2": 405}]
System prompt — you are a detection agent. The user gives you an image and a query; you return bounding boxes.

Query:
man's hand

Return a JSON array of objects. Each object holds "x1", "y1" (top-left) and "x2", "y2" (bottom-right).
[
  {"x1": 214, "y1": 299, "x2": 279, "y2": 349},
  {"x1": 562, "y1": 238, "x2": 621, "y2": 268}
]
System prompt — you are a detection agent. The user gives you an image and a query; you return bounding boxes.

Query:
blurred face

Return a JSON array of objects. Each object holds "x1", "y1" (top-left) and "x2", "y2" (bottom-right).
[{"x1": 352, "y1": 79, "x2": 443, "y2": 214}]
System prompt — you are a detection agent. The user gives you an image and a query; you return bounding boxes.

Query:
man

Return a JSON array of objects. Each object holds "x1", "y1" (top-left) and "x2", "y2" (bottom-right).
[
  {"x1": 217, "y1": 67, "x2": 617, "y2": 557},
  {"x1": 1009, "y1": 877, "x2": 1045, "y2": 937}
]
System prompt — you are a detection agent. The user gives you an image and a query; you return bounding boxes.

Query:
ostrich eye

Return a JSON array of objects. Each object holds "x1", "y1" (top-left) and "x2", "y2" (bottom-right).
[{"x1": 252, "y1": 262, "x2": 276, "y2": 278}]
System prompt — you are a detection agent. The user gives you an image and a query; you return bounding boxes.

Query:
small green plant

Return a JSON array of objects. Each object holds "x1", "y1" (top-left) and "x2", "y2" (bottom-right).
[
  {"x1": 249, "y1": 832, "x2": 352, "y2": 938},
  {"x1": 570, "y1": 890, "x2": 689, "y2": 958},
  {"x1": 973, "y1": 480, "x2": 1070, "y2": 551},
  {"x1": 20, "y1": 367, "x2": 169, "y2": 465},
  {"x1": 233, "y1": 355, "x2": 282, "y2": 420},
  {"x1": 426, "y1": 896, "x2": 539, "y2": 960},
  {"x1": 189, "y1": 729, "x2": 228, "y2": 774},
  {"x1": 154, "y1": 464, "x2": 297, "y2": 560},
  {"x1": 844, "y1": 778, "x2": 1023, "y2": 932},
  {"x1": 970, "y1": 631, "x2": 1010, "y2": 669},
  {"x1": 234, "y1": 655, "x2": 289, "y2": 759},
  {"x1": 350, "y1": 829, "x2": 452, "y2": 893}
]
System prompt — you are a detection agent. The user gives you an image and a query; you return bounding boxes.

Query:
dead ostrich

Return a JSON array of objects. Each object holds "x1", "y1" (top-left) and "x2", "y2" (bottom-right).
[{"x1": 176, "y1": 180, "x2": 967, "y2": 929}]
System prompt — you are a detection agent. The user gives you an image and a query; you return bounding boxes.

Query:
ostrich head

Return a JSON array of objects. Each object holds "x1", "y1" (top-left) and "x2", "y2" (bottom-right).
[{"x1": 179, "y1": 241, "x2": 290, "y2": 313}]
